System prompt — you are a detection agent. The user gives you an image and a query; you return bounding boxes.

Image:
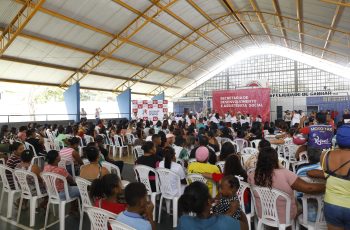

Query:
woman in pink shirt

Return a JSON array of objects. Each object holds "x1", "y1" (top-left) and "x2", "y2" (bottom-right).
[{"x1": 248, "y1": 147, "x2": 325, "y2": 224}]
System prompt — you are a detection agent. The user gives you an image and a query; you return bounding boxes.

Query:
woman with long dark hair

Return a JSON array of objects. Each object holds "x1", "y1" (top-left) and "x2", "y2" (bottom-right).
[
  {"x1": 249, "y1": 147, "x2": 325, "y2": 224},
  {"x1": 224, "y1": 154, "x2": 247, "y2": 182},
  {"x1": 158, "y1": 146, "x2": 186, "y2": 196},
  {"x1": 219, "y1": 142, "x2": 237, "y2": 161}
]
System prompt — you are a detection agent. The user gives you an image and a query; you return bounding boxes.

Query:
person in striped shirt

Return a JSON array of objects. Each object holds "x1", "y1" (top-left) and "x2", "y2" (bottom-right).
[
  {"x1": 296, "y1": 148, "x2": 322, "y2": 177},
  {"x1": 6, "y1": 142, "x2": 25, "y2": 189},
  {"x1": 59, "y1": 137, "x2": 83, "y2": 176}
]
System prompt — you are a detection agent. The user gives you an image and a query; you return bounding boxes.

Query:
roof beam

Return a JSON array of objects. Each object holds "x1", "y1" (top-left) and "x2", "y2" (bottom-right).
[
  {"x1": 321, "y1": 1, "x2": 344, "y2": 58},
  {"x1": 186, "y1": 0, "x2": 243, "y2": 49},
  {"x1": 248, "y1": 0, "x2": 273, "y2": 42},
  {"x1": 150, "y1": 0, "x2": 232, "y2": 57},
  {"x1": 0, "y1": 0, "x2": 45, "y2": 55},
  {"x1": 0, "y1": 55, "x2": 180, "y2": 89},
  {"x1": 113, "y1": 0, "x2": 223, "y2": 63},
  {"x1": 296, "y1": 0, "x2": 303, "y2": 52},
  {"x1": 221, "y1": 0, "x2": 259, "y2": 46},
  {"x1": 60, "y1": 0, "x2": 179, "y2": 88},
  {"x1": 0, "y1": 78, "x2": 151, "y2": 95},
  {"x1": 111, "y1": 0, "x2": 231, "y2": 93},
  {"x1": 321, "y1": 0, "x2": 350, "y2": 7},
  {"x1": 0, "y1": 27, "x2": 191, "y2": 80},
  {"x1": 14, "y1": 0, "x2": 198, "y2": 68},
  {"x1": 271, "y1": 0, "x2": 289, "y2": 47}
]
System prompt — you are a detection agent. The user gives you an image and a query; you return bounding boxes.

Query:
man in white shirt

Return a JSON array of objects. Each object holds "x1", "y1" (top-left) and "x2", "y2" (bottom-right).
[{"x1": 225, "y1": 111, "x2": 232, "y2": 124}]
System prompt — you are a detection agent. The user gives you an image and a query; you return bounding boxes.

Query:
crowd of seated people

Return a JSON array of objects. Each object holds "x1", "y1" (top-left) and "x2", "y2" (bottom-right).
[{"x1": 0, "y1": 108, "x2": 348, "y2": 230}]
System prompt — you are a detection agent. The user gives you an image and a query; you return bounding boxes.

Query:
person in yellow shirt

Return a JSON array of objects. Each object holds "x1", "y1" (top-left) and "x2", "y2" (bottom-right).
[{"x1": 188, "y1": 146, "x2": 220, "y2": 195}]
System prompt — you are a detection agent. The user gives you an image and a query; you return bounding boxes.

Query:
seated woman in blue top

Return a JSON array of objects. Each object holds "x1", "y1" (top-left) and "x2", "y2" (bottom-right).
[{"x1": 178, "y1": 181, "x2": 246, "y2": 230}]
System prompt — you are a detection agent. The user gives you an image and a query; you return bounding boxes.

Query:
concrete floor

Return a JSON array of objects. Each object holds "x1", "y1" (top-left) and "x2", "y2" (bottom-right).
[{"x1": 0, "y1": 161, "x2": 175, "y2": 230}]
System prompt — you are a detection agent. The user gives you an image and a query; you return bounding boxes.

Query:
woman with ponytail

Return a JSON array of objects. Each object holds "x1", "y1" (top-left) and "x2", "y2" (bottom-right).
[
  {"x1": 178, "y1": 182, "x2": 241, "y2": 230},
  {"x1": 158, "y1": 146, "x2": 186, "y2": 196},
  {"x1": 90, "y1": 174, "x2": 126, "y2": 214}
]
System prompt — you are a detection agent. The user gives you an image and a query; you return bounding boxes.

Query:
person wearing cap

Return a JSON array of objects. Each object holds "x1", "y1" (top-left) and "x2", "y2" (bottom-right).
[
  {"x1": 189, "y1": 135, "x2": 217, "y2": 165},
  {"x1": 188, "y1": 146, "x2": 220, "y2": 195},
  {"x1": 308, "y1": 123, "x2": 350, "y2": 229}
]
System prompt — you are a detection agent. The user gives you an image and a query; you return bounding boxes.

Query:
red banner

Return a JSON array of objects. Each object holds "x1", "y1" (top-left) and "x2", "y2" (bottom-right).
[{"x1": 212, "y1": 88, "x2": 270, "y2": 122}]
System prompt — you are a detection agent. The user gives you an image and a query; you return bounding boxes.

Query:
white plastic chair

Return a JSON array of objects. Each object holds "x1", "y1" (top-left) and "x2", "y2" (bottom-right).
[
  {"x1": 291, "y1": 151, "x2": 309, "y2": 173},
  {"x1": 125, "y1": 133, "x2": 135, "y2": 145},
  {"x1": 15, "y1": 169, "x2": 48, "y2": 227},
  {"x1": 58, "y1": 159, "x2": 76, "y2": 179},
  {"x1": 279, "y1": 157, "x2": 290, "y2": 169},
  {"x1": 113, "y1": 135, "x2": 129, "y2": 158},
  {"x1": 283, "y1": 144, "x2": 298, "y2": 161},
  {"x1": 188, "y1": 158, "x2": 197, "y2": 164},
  {"x1": 157, "y1": 168, "x2": 181, "y2": 228},
  {"x1": 297, "y1": 177, "x2": 326, "y2": 230},
  {"x1": 186, "y1": 173, "x2": 207, "y2": 184},
  {"x1": 42, "y1": 172, "x2": 81, "y2": 230},
  {"x1": 109, "y1": 219, "x2": 136, "y2": 230},
  {"x1": 84, "y1": 135, "x2": 94, "y2": 145},
  {"x1": 82, "y1": 158, "x2": 90, "y2": 165},
  {"x1": 215, "y1": 161, "x2": 225, "y2": 173},
  {"x1": 173, "y1": 145, "x2": 183, "y2": 158},
  {"x1": 54, "y1": 139, "x2": 65, "y2": 151},
  {"x1": 176, "y1": 158, "x2": 185, "y2": 168},
  {"x1": 296, "y1": 194, "x2": 326, "y2": 230},
  {"x1": 30, "y1": 156, "x2": 46, "y2": 171},
  {"x1": 242, "y1": 147, "x2": 259, "y2": 156},
  {"x1": 234, "y1": 138, "x2": 249, "y2": 153},
  {"x1": 134, "y1": 165, "x2": 160, "y2": 221},
  {"x1": 132, "y1": 145, "x2": 144, "y2": 162},
  {"x1": 76, "y1": 177, "x2": 92, "y2": 230},
  {"x1": 237, "y1": 181, "x2": 256, "y2": 230},
  {"x1": 86, "y1": 206, "x2": 118, "y2": 230},
  {"x1": 0, "y1": 165, "x2": 21, "y2": 218},
  {"x1": 251, "y1": 186, "x2": 295, "y2": 230},
  {"x1": 75, "y1": 136, "x2": 84, "y2": 156},
  {"x1": 101, "y1": 161, "x2": 129, "y2": 188},
  {"x1": 24, "y1": 141, "x2": 38, "y2": 157},
  {"x1": 241, "y1": 147, "x2": 259, "y2": 167},
  {"x1": 250, "y1": 139, "x2": 261, "y2": 149}
]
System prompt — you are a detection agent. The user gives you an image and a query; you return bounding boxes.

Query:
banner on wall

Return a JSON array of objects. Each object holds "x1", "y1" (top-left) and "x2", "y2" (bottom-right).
[
  {"x1": 132, "y1": 100, "x2": 168, "y2": 122},
  {"x1": 212, "y1": 88, "x2": 271, "y2": 121}
]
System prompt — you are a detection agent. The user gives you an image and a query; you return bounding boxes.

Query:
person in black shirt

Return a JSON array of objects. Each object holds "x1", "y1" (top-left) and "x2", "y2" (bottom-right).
[
  {"x1": 190, "y1": 135, "x2": 217, "y2": 165},
  {"x1": 26, "y1": 129, "x2": 46, "y2": 155},
  {"x1": 152, "y1": 134, "x2": 164, "y2": 160},
  {"x1": 136, "y1": 141, "x2": 160, "y2": 192}
]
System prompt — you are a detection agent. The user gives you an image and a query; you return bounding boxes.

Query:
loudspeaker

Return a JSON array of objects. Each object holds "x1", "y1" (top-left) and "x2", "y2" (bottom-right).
[{"x1": 277, "y1": 106, "x2": 283, "y2": 120}]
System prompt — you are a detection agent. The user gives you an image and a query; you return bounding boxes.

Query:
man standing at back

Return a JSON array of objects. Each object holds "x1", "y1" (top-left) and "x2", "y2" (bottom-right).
[{"x1": 300, "y1": 112, "x2": 333, "y2": 150}]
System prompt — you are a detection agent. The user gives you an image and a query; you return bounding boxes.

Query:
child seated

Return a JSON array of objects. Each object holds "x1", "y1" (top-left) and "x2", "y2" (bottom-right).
[
  {"x1": 212, "y1": 175, "x2": 247, "y2": 225},
  {"x1": 116, "y1": 182, "x2": 155, "y2": 230}
]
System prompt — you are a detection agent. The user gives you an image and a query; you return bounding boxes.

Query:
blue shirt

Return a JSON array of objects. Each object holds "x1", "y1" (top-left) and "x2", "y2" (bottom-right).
[
  {"x1": 116, "y1": 211, "x2": 151, "y2": 230},
  {"x1": 178, "y1": 215, "x2": 240, "y2": 230},
  {"x1": 296, "y1": 162, "x2": 321, "y2": 177}
]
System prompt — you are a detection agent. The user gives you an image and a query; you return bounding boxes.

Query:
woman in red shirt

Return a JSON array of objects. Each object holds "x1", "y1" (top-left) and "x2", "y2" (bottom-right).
[{"x1": 90, "y1": 173, "x2": 126, "y2": 214}]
